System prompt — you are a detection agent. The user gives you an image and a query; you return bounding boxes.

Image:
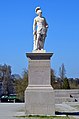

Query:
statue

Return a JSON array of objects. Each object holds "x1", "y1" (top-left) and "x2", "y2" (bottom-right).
[{"x1": 33, "y1": 7, "x2": 48, "y2": 51}]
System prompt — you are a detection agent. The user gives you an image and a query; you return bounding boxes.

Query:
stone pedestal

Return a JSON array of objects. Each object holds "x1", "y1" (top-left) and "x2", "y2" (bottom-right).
[{"x1": 25, "y1": 52, "x2": 55, "y2": 115}]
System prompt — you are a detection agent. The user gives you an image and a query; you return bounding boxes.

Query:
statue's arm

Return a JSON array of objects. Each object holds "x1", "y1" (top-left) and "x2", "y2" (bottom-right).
[
  {"x1": 33, "y1": 18, "x2": 37, "y2": 35},
  {"x1": 44, "y1": 18, "x2": 48, "y2": 28}
]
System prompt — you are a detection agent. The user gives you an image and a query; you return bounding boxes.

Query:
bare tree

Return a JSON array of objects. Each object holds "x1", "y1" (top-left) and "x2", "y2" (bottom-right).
[
  {"x1": 0, "y1": 64, "x2": 14, "y2": 95},
  {"x1": 59, "y1": 63, "x2": 66, "y2": 81}
]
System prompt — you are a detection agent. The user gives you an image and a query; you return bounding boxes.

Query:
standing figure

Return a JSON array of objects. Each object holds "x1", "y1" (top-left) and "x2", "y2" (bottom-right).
[{"x1": 33, "y1": 7, "x2": 48, "y2": 50}]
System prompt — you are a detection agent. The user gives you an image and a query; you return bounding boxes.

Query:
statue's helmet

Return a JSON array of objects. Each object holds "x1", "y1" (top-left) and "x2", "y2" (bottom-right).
[
  {"x1": 35, "y1": 7, "x2": 42, "y2": 15},
  {"x1": 35, "y1": 7, "x2": 41, "y2": 13}
]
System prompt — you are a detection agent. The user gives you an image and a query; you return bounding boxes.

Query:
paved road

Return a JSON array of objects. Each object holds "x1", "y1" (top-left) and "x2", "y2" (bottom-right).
[
  {"x1": 0, "y1": 102, "x2": 79, "y2": 119},
  {"x1": 0, "y1": 103, "x2": 24, "y2": 119}
]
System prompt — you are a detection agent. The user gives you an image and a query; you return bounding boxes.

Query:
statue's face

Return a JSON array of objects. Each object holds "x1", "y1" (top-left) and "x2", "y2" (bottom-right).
[{"x1": 38, "y1": 12, "x2": 42, "y2": 17}]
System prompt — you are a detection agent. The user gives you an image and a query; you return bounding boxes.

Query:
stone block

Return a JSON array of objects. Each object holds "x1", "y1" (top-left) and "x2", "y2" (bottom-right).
[
  {"x1": 25, "y1": 52, "x2": 55, "y2": 115},
  {"x1": 25, "y1": 86, "x2": 55, "y2": 115}
]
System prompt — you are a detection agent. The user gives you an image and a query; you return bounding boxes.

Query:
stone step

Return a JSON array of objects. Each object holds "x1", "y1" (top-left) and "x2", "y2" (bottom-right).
[
  {"x1": 55, "y1": 97, "x2": 75, "y2": 104},
  {"x1": 71, "y1": 94, "x2": 79, "y2": 98}
]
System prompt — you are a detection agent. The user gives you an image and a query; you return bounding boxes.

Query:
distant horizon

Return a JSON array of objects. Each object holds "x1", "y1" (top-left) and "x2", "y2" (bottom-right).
[{"x1": 0, "y1": 0, "x2": 79, "y2": 78}]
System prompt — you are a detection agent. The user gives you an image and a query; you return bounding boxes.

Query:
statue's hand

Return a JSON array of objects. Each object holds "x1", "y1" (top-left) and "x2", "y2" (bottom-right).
[{"x1": 46, "y1": 25, "x2": 48, "y2": 28}]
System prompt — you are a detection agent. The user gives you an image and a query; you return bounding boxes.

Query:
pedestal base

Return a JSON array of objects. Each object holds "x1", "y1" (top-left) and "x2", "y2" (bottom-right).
[
  {"x1": 25, "y1": 52, "x2": 55, "y2": 115},
  {"x1": 25, "y1": 85, "x2": 55, "y2": 116}
]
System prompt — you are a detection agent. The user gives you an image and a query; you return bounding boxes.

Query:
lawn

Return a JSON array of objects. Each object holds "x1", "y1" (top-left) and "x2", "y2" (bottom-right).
[{"x1": 15, "y1": 115, "x2": 71, "y2": 119}]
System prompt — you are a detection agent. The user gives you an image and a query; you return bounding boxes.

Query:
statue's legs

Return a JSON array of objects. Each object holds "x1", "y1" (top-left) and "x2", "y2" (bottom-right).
[
  {"x1": 41, "y1": 34, "x2": 46, "y2": 49},
  {"x1": 33, "y1": 35, "x2": 37, "y2": 50},
  {"x1": 37, "y1": 33, "x2": 41, "y2": 50},
  {"x1": 36, "y1": 33, "x2": 46, "y2": 50}
]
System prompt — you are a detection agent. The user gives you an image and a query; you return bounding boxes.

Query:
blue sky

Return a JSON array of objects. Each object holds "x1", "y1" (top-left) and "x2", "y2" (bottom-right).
[{"x1": 0, "y1": 0, "x2": 79, "y2": 78}]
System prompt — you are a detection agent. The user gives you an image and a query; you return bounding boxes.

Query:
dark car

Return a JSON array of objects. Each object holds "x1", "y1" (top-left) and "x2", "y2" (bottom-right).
[
  {"x1": 1, "y1": 94, "x2": 22, "y2": 103},
  {"x1": 1, "y1": 95, "x2": 8, "y2": 102}
]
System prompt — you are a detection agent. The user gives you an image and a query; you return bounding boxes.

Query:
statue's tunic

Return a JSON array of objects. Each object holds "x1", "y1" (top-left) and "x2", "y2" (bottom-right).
[{"x1": 33, "y1": 16, "x2": 48, "y2": 50}]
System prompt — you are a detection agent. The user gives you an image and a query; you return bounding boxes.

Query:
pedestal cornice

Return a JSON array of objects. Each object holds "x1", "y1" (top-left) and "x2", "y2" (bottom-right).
[{"x1": 26, "y1": 52, "x2": 53, "y2": 60}]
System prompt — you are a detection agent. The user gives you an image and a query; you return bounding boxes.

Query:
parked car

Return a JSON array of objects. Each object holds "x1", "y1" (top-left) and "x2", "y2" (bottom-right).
[
  {"x1": 1, "y1": 95, "x2": 8, "y2": 102},
  {"x1": 1, "y1": 94, "x2": 22, "y2": 103}
]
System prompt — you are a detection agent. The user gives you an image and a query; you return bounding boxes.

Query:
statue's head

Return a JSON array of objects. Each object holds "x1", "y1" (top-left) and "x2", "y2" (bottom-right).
[
  {"x1": 35, "y1": 7, "x2": 42, "y2": 16},
  {"x1": 35, "y1": 7, "x2": 41, "y2": 13}
]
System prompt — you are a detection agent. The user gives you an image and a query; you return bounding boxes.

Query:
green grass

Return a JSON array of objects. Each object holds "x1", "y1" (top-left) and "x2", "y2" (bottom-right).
[{"x1": 15, "y1": 115, "x2": 70, "y2": 119}]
